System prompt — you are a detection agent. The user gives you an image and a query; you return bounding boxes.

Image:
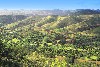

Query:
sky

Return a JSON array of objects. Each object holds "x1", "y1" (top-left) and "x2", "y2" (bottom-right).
[{"x1": 0, "y1": 0, "x2": 100, "y2": 10}]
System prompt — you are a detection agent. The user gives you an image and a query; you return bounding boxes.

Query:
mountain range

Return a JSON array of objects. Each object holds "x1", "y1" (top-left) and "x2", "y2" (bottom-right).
[{"x1": 0, "y1": 9, "x2": 100, "y2": 15}]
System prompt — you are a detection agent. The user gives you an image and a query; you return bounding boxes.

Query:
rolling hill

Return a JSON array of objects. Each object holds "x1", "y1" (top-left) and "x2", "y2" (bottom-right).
[{"x1": 0, "y1": 13, "x2": 100, "y2": 67}]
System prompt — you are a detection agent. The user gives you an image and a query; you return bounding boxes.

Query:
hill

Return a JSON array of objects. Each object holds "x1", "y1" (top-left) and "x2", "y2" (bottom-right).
[{"x1": 0, "y1": 14, "x2": 100, "y2": 67}]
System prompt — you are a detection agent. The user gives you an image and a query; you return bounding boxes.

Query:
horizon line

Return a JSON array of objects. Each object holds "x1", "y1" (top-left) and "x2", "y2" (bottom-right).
[{"x1": 0, "y1": 9, "x2": 100, "y2": 10}]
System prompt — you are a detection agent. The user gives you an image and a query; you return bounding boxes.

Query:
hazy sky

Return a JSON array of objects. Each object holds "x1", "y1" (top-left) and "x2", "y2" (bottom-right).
[{"x1": 0, "y1": 0, "x2": 100, "y2": 10}]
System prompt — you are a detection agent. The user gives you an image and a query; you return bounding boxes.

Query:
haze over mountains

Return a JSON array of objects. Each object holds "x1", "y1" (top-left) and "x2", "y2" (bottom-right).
[{"x1": 0, "y1": 9, "x2": 100, "y2": 15}]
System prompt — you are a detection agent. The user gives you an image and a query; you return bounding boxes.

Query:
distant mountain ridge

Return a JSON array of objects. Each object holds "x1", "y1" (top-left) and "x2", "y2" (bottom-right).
[{"x1": 0, "y1": 9, "x2": 100, "y2": 15}]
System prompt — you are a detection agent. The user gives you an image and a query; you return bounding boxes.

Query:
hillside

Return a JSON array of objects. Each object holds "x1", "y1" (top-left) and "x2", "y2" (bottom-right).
[{"x1": 0, "y1": 14, "x2": 100, "y2": 67}]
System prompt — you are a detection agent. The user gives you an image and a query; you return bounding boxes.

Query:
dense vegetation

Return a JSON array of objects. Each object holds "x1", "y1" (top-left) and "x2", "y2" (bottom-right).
[{"x1": 0, "y1": 14, "x2": 100, "y2": 67}]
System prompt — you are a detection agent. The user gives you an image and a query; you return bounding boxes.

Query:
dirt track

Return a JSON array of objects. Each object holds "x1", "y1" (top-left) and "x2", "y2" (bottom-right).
[{"x1": 76, "y1": 59, "x2": 100, "y2": 65}]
